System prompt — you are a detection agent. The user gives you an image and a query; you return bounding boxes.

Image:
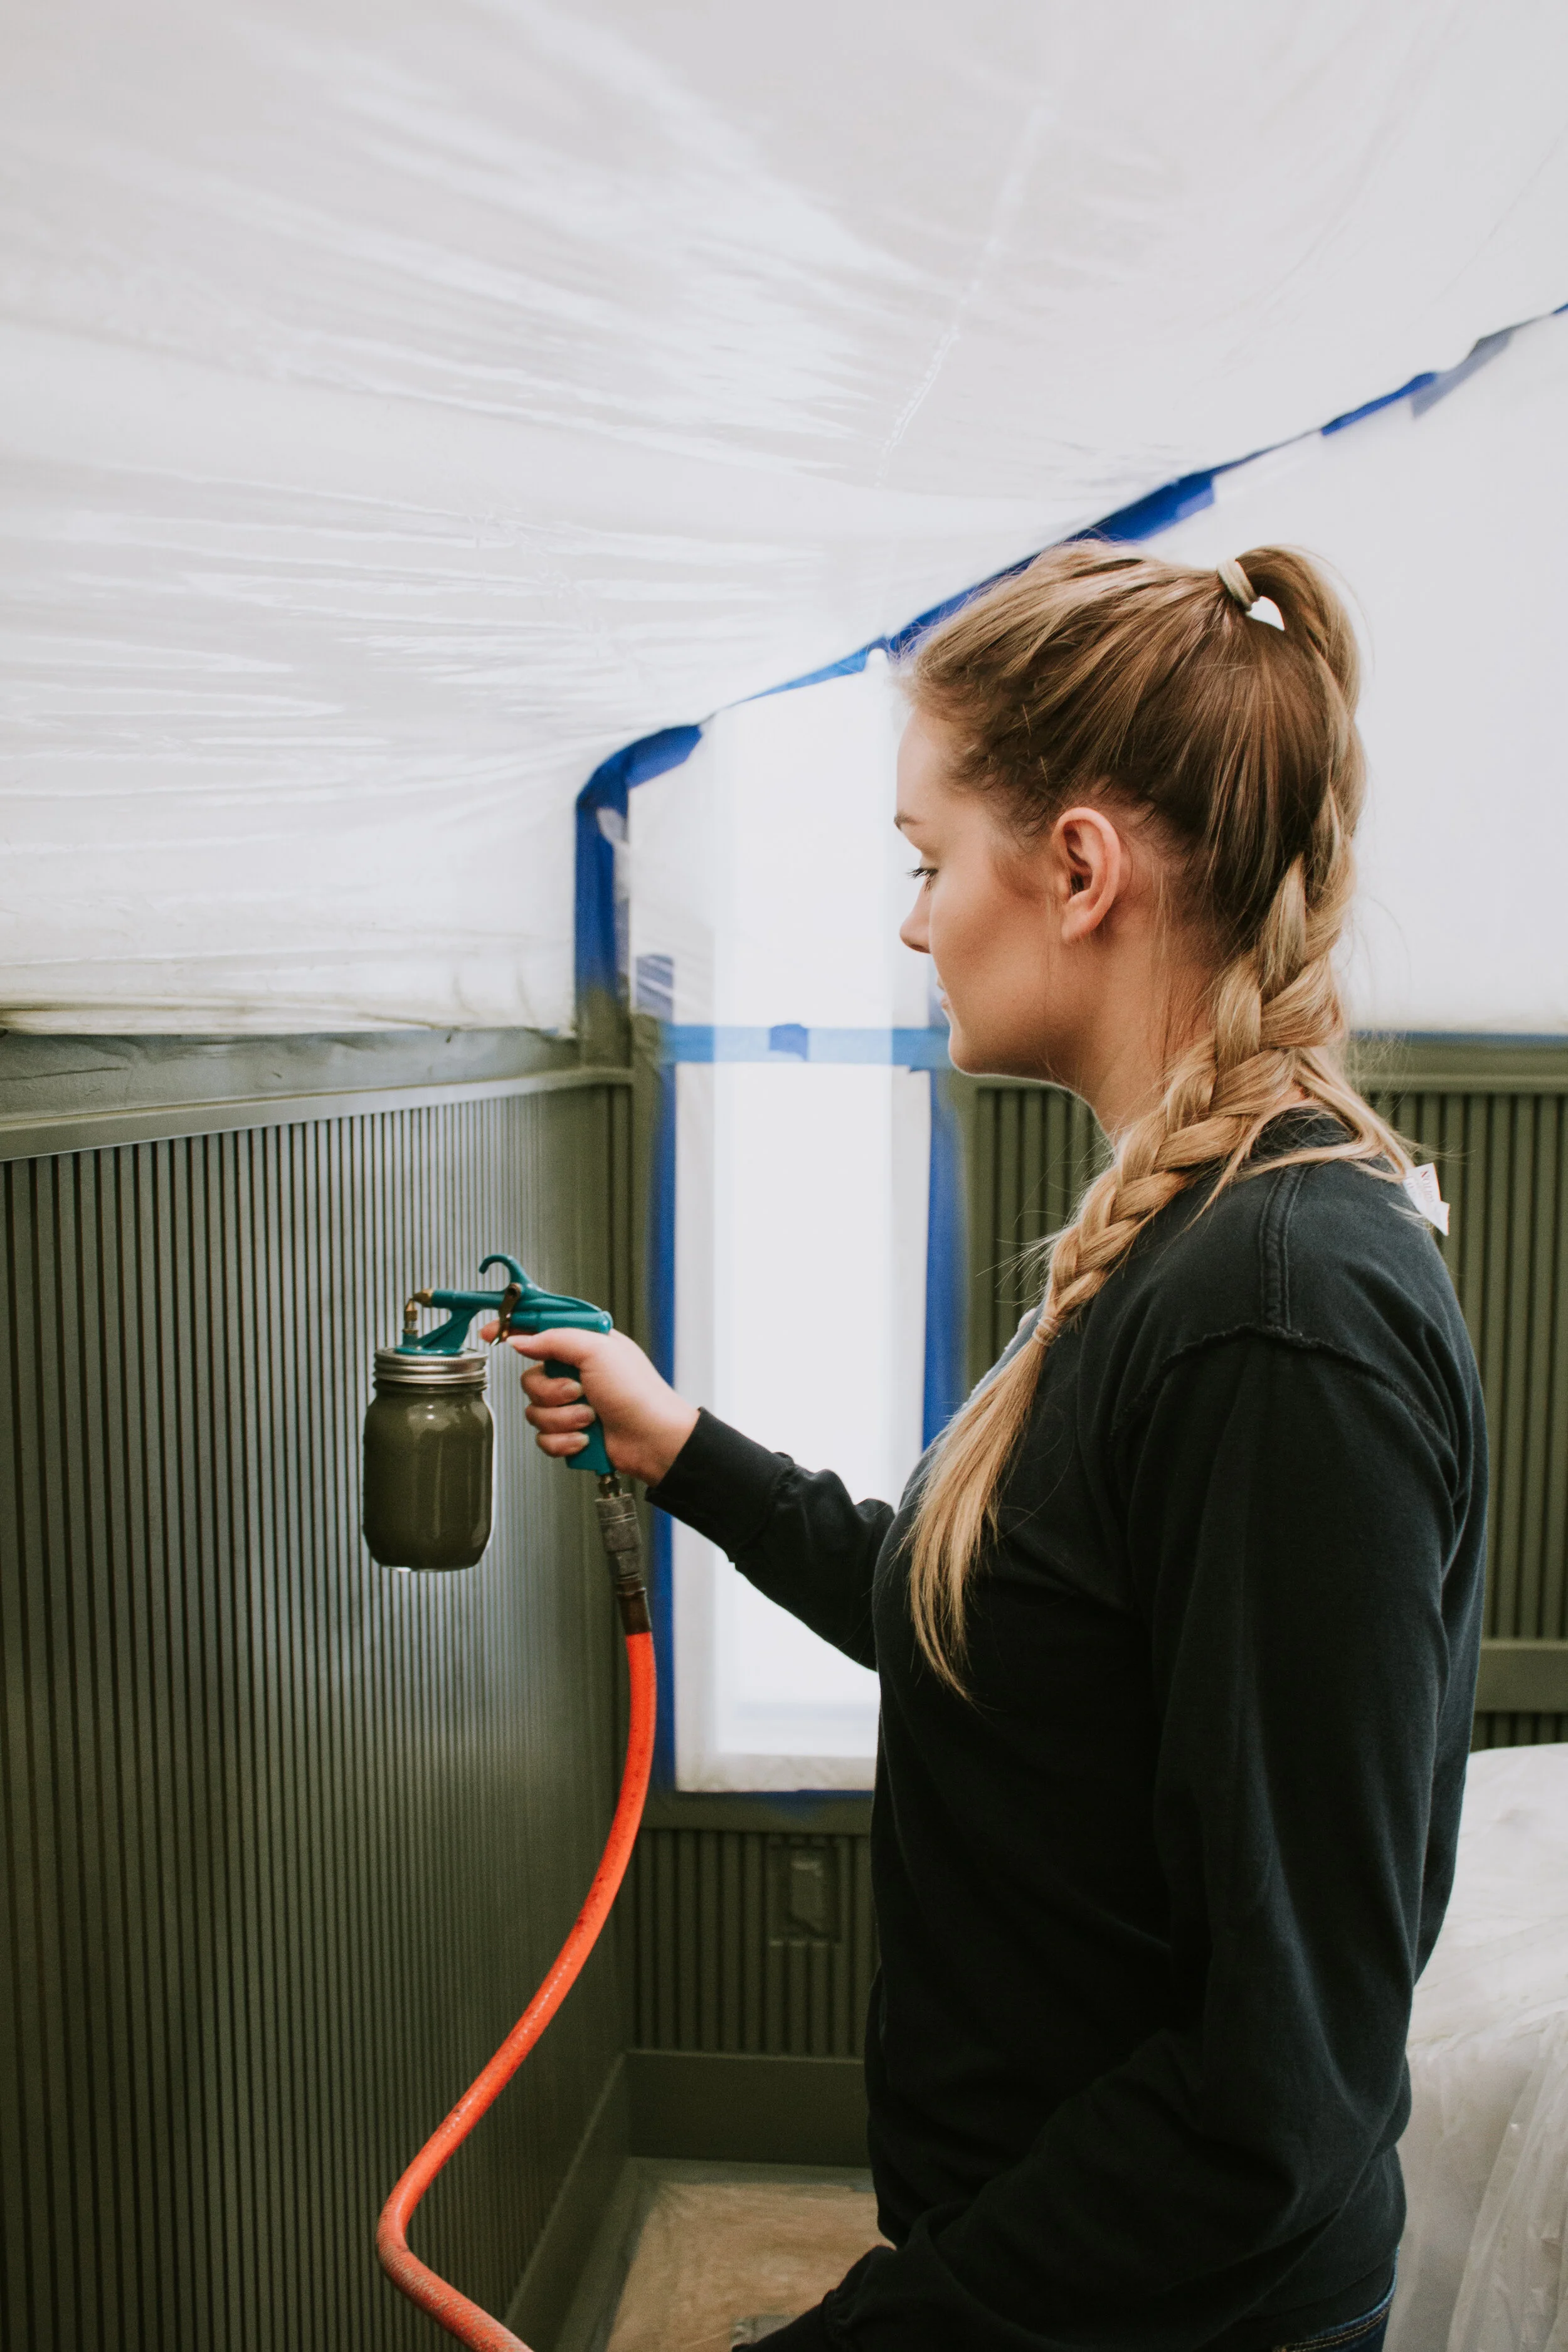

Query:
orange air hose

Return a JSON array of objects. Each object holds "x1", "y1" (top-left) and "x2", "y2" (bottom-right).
[{"x1": 377, "y1": 1626, "x2": 657, "y2": 2351}]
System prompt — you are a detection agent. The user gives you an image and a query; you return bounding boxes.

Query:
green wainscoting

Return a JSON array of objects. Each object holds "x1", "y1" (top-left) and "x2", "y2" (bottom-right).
[{"x1": 0, "y1": 1036, "x2": 639, "y2": 2352}]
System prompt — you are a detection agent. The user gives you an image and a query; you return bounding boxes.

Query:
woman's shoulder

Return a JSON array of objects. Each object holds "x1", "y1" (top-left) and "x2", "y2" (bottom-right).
[{"x1": 1094, "y1": 1121, "x2": 1478, "y2": 1433}]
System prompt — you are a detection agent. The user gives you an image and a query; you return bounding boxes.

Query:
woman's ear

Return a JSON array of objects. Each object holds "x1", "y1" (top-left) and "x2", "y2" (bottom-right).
[{"x1": 1053, "y1": 806, "x2": 1126, "y2": 941}]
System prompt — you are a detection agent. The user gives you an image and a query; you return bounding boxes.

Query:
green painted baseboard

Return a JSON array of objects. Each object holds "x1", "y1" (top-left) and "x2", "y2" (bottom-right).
[
  {"x1": 1475, "y1": 1640, "x2": 1568, "y2": 1714},
  {"x1": 505, "y1": 2058, "x2": 631, "y2": 2351},
  {"x1": 627, "y1": 2050, "x2": 869, "y2": 2167}
]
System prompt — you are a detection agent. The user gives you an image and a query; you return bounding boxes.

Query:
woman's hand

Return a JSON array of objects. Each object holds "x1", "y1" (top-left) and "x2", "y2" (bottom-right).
[{"x1": 491, "y1": 1325, "x2": 699, "y2": 1488}]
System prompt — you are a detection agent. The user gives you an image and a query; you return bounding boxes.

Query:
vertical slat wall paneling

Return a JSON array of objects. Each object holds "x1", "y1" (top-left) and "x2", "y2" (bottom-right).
[
  {"x1": 962, "y1": 1078, "x2": 1108, "y2": 1386},
  {"x1": 961, "y1": 1051, "x2": 1568, "y2": 1752},
  {"x1": 1361, "y1": 1067, "x2": 1568, "y2": 1749},
  {"x1": 626, "y1": 1830, "x2": 878, "y2": 2060},
  {"x1": 0, "y1": 1078, "x2": 633, "y2": 2352}
]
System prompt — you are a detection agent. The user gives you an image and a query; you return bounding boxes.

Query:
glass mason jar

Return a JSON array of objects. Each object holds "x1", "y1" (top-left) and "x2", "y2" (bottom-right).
[{"x1": 362, "y1": 1348, "x2": 494, "y2": 1571}]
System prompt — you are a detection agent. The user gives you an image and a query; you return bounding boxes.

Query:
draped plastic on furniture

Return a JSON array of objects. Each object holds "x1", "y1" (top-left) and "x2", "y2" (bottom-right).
[
  {"x1": 3, "y1": 1, "x2": 1567, "y2": 1031},
  {"x1": 1390, "y1": 1744, "x2": 1568, "y2": 2352}
]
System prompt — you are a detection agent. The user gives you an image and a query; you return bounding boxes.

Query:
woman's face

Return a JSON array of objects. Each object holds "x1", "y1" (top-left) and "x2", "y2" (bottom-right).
[{"x1": 896, "y1": 709, "x2": 1069, "y2": 1081}]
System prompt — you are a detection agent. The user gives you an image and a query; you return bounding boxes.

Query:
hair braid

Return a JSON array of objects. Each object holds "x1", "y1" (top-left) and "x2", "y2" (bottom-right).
[{"x1": 903, "y1": 546, "x2": 1411, "y2": 1692}]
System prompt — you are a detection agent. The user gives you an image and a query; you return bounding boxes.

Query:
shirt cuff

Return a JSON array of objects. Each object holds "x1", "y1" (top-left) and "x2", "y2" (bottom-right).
[{"x1": 644, "y1": 1407, "x2": 792, "y2": 1560}]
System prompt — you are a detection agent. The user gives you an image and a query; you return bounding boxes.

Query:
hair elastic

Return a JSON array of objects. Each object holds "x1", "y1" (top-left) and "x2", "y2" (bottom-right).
[{"x1": 1217, "y1": 557, "x2": 1285, "y2": 632}]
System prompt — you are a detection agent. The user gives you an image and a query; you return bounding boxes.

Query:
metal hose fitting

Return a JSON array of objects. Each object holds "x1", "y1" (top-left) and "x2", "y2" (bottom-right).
[{"x1": 595, "y1": 1474, "x2": 651, "y2": 1634}]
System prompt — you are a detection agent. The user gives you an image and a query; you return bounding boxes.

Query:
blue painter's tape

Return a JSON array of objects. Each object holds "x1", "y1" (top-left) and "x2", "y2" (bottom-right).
[
  {"x1": 753, "y1": 647, "x2": 877, "y2": 698},
  {"x1": 1088, "y1": 467, "x2": 1217, "y2": 543},
  {"x1": 749, "y1": 554, "x2": 1039, "y2": 709},
  {"x1": 1321, "y1": 369, "x2": 1438, "y2": 437},
  {"x1": 660, "y1": 1024, "x2": 951, "y2": 1068},
  {"x1": 923, "y1": 1071, "x2": 968, "y2": 1450},
  {"x1": 575, "y1": 725, "x2": 703, "y2": 1010}
]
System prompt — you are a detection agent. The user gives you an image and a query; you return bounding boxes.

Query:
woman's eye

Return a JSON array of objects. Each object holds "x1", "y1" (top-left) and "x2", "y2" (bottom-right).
[{"x1": 908, "y1": 864, "x2": 936, "y2": 886}]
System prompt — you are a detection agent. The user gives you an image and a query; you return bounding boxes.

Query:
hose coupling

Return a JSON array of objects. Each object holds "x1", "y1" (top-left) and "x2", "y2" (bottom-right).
[{"x1": 595, "y1": 1474, "x2": 651, "y2": 1635}]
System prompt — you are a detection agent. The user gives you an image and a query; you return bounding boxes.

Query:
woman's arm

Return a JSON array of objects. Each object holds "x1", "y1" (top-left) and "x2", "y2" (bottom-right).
[
  {"x1": 767, "y1": 1333, "x2": 1476, "y2": 2349},
  {"x1": 505, "y1": 1330, "x2": 888, "y2": 1666}
]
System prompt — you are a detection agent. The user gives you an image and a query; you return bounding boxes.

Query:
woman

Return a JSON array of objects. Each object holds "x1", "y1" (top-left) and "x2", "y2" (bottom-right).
[{"x1": 516, "y1": 545, "x2": 1485, "y2": 2352}]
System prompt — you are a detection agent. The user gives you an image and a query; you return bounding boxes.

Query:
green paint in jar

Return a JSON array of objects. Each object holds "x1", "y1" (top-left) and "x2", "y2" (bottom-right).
[{"x1": 363, "y1": 1348, "x2": 494, "y2": 1571}]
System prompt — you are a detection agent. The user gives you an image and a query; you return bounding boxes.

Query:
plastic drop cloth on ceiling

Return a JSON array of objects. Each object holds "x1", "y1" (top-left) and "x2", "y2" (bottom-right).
[
  {"x1": 1103, "y1": 307, "x2": 1568, "y2": 1037},
  {"x1": 3, "y1": 3, "x2": 1567, "y2": 1031}
]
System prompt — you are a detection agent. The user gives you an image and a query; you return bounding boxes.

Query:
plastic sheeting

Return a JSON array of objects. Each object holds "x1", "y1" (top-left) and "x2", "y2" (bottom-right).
[
  {"x1": 1114, "y1": 309, "x2": 1568, "y2": 1037},
  {"x1": 4, "y1": 2, "x2": 1567, "y2": 1030},
  {"x1": 1391, "y1": 1744, "x2": 1568, "y2": 2352}
]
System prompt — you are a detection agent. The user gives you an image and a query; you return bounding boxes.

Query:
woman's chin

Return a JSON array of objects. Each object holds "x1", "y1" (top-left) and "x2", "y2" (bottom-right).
[
  {"x1": 943, "y1": 1024, "x2": 984, "y2": 1076},
  {"x1": 945, "y1": 1025, "x2": 1054, "y2": 1085}
]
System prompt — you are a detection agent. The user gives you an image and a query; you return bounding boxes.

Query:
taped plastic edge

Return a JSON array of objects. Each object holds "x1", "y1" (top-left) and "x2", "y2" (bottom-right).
[{"x1": 575, "y1": 725, "x2": 704, "y2": 1011}]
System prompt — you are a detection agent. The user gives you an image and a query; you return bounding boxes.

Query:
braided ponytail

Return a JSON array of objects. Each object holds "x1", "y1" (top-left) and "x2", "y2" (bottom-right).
[{"x1": 903, "y1": 543, "x2": 1409, "y2": 1692}]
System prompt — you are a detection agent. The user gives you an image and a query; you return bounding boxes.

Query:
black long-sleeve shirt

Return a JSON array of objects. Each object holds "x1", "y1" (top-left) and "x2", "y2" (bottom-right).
[{"x1": 647, "y1": 1117, "x2": 1485, "y2": 2352}]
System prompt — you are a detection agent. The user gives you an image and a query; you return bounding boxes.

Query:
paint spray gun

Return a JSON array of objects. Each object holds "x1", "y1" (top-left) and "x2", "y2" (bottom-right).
[
  {"x1": 361, "y1": 1250, "x2": 646, "y2": 1633},
  {"x1": 365, "y1": 1253, "x2": 655, "y2": 2351}
]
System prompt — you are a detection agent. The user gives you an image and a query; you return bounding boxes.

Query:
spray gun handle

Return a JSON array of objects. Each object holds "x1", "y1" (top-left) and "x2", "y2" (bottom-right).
[
  {"x1": 539, "y1": 1360, "x2": 613, "y2": 1474},
  {"x1": 401, "y1": 1253, "x2": 615, "y2": 1475},
  {"x1": 484, "y1": 1256, "x2": 615, "y2": 1475}
]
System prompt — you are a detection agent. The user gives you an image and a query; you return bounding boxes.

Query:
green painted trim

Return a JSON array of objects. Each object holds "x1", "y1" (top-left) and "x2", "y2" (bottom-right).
[
  {"x1": 0, "y1": 1061, "x2": 633, "y2": 1161},
  {"x1": 1474, "y1": 1641, "x2": 1568, "y2": 1714},
  {"x1": 641, "y1": 1792, "x2": 874, "y2": 1834},
  {"x1": 1348, "y1": 1036, "x2": 1568, "y2": 1095},
  {"x1": 543, "y1": 2158, "x2": 645, "y2": 2352},
  {"x1": 626, "y1": 2051, "x2": 869, "y2": 2168},
  {"x1": 504, "y1": 2058, "x2": 631, "y2": 2352},
  {"x1": 970, "y1": 1037, "x2": 1568, "y2": 1099}
]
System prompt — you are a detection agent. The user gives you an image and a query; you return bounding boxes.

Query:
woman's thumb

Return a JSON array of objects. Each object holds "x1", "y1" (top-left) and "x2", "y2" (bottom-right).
[{"x1": 502, "y1": 1327, "x2": 596, "y2": 1365}]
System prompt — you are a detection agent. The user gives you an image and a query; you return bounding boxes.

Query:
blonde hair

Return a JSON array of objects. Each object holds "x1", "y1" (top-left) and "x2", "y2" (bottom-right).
[{"x1": 904, "y1": 541, "x2": 1409, "y2": 1691}]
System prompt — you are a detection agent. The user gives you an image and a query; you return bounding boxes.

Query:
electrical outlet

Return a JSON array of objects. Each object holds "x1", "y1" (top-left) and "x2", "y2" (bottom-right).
[{"x1": 767, "y1": 1838, "x2": 840, "y2": 1944}]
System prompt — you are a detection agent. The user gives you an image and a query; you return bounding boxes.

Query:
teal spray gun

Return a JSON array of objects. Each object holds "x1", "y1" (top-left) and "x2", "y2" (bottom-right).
[
  {"x1": 363, "y1": 1250, "x2": 615, "y2": 1573},
  {"x1": 364, "y1": 1256, "x2": 653, "y2": 2351}
]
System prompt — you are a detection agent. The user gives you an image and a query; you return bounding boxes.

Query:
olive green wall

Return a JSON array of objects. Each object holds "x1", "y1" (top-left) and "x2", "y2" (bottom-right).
[{"x1": 0, "y1": 1035, "x2": 637, "y2": 2352}]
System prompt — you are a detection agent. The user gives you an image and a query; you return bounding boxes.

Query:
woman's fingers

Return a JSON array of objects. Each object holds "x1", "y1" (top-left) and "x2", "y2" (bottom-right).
[
  {"x1": 532, "y1": 1428, "x2": 590, "y2": 1458},
  {"x1": 524, "y1": 1399, "x2": 595, "y2": 1433},
  {"x1": 501, "y1": 1325, "x2": 699, "y2": 1486}
]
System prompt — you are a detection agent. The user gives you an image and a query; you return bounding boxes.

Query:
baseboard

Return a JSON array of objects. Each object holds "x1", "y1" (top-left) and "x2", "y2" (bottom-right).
[
  {"x1": 505, "y1": 2057, "x2": 631, "y2": 2351},
  {"x1": 1475, "y1": 1639, "x2": 1568, "y2": 1713},
  {"x1": 626, "y1": 2049, "x2": 869, "y2": 2166}
]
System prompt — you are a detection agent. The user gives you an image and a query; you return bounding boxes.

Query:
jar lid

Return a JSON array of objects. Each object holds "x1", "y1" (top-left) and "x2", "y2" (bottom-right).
[{"x1": 373, "y1": 1346, "x2": 489, "y2": 1390}]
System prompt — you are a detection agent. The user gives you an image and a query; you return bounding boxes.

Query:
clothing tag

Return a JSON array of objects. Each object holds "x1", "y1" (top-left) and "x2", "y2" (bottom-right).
[{"x1": 1402, "y1": 1162, "x2": 1450, "y2": 1235}]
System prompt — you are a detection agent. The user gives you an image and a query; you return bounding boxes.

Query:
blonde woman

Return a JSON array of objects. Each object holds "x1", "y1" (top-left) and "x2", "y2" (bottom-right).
[{"x1": 516, "y1": 546, "x2": 1485, "y2": 2352}]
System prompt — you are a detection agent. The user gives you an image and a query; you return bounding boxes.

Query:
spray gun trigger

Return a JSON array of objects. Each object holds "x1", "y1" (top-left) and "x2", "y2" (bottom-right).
[{"x1": 494, "y1": 1281, "x2": 522, "y2": 1342}]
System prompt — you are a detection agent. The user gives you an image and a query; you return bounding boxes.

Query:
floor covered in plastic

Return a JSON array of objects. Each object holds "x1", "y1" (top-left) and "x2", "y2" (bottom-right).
[{"x1": 600, "y1": 2163, "x2": 885, "y2": 2352}]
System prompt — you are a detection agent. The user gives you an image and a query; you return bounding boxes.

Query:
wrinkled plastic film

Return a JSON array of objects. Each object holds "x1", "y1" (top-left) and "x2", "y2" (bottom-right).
[
  {"x1": 1388, "y1": 1745, "x2": 1568, "y2": 2352},
  {"x1": 4, "y1": 1, "x2": 1568, "y2": 1030}
]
